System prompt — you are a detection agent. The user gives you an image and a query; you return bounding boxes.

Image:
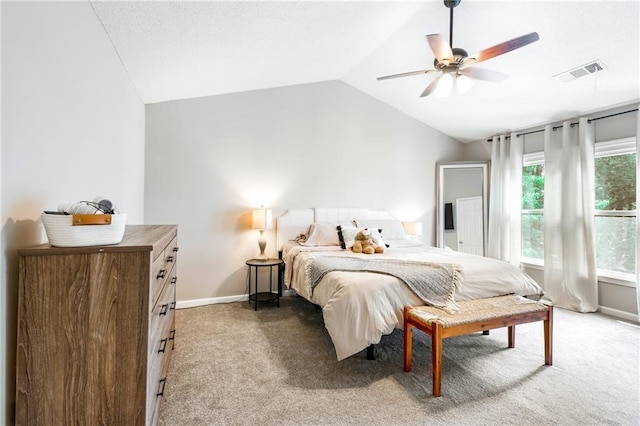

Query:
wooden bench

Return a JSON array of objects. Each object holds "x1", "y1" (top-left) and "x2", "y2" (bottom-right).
[{"x1": 403, "y1": 295, "x2": 553, "y2": 397}]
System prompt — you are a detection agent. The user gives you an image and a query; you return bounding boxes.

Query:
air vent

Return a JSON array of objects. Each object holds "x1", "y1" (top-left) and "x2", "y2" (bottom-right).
[{"x1": 554, "y1": 60, "x2": 607, "y2": 82}]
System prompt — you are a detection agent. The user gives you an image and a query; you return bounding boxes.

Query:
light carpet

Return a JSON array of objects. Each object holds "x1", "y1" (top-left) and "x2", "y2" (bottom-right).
[{"x1": 158, "y1": 296, "x2": 639, "y2": 425}]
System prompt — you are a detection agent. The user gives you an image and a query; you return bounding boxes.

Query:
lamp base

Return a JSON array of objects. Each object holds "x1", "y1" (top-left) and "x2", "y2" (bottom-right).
[{"x1": 257, "y1": 230, "x2": 268, "y2": 260}]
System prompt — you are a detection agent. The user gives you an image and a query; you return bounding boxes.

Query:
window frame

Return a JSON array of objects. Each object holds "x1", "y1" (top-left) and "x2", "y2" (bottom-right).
[
  {"x1": 521, "y1": 152, "x2": 545, "y2": 266},
  {"x1": 520, "y1": 137, "x2": 637, "y2": 287}
]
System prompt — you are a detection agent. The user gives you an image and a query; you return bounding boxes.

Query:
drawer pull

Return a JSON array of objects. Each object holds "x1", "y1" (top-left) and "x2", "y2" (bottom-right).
[
  {"x1": 158, "y1": 338, "x2": 168, "y2": 353},
  {"x1": 173, "y1": 247, "x2": 179, "y2": 252},
  {"x1": 159, "y1": 304, "x2": 169, "y2": 316},
  {"x1": 169, "y1": 329, "x2": 176, "y2": 349},
  {"x1": 156, "y1": 269, "x2": 166, "y2": 279},
  {"x1": 157, "y1": 378, "x2": 167, "y2": 397},
  {"x1": 170, "y1": 277, "x2": 177, "y2": 285},
  {"x1": 170, "y1": 301, "x2": 176, "y2": 311},
  {"x1": 166, "y1": 255, "x2": 174, "y2": 263}
]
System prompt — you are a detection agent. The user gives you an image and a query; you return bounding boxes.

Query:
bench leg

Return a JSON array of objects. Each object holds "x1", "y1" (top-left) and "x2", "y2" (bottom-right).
[
  {"x1": 404, "y1": 321, "x2": 413, "y2": 372},
  {"x1": 508, "y1": 325, "x2": 515, "y2": 348},
  {"x1": 432, "y1": 324, "x2": 443, "y2": 397},
  {"x1": 544, "y1": 306, "x2": 553, "y2": 365}
]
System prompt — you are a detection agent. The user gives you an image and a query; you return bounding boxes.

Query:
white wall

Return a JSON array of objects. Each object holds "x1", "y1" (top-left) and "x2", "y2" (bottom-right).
[
  {"x1": 1, "y1": 2, "x2": 145, "y2": 423},
  {"x1": 462, "y1": 106, "x2": 639, "y2": 320},
  {"x1": 145, "y1": 80, "x2": 464, "y2": 303}
]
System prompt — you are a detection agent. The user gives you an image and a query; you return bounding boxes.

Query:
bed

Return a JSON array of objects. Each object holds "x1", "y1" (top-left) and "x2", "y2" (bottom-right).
[{"x1": 277, "y1": 208, "x2": 544, "y2": 361}]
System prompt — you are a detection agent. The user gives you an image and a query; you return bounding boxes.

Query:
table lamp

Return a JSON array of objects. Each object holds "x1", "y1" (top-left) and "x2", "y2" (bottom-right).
[
  {"x1": 251, "y1": 206, "x2": 273, "y2": 260},
  {"x1": 402, "y1": 221, "x2": 423, "y2": 241}
]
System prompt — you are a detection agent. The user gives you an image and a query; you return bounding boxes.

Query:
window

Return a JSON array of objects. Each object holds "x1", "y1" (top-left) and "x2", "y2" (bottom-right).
[
  {"x1": 594, "y1": 138, "x2": 636, "y2": 276},
  {"x1": 521, "y1": 138, "x2": 637, "y2": 280},
  {"x1": 522, "y1": 153, "x2": 544, "y2": 261}
]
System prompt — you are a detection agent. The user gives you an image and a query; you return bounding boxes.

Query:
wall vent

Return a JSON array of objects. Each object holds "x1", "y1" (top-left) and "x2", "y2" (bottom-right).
[{"x1": 554, "y1": 60, "x2": 606, "y2": 82}]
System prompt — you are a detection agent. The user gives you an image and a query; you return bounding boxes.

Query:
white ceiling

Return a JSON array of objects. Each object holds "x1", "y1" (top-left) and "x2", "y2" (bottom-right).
[{"x1": 91, "y1": 0, "x2": 640, "y2": 143}]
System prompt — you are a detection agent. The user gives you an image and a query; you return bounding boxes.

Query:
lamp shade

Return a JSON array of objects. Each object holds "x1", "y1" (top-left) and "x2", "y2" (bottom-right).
[
  {"x1": 434, "y1": 73, "x2": 454, "y2": 97},
  {"x1": 402, "y1": 221, "x2": 423, "y2": 236},
  {"x1": 456, "y1": 74, "x2": 475, "y2": 93},
  {"x1": 252, "y1": 207, "x2": 273, "y2": 230}
]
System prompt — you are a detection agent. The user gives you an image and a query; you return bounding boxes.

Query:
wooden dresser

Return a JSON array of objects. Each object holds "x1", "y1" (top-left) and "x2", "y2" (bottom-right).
[{"x1": 16, "y1": 225, "x2": 178, "y2": 425}]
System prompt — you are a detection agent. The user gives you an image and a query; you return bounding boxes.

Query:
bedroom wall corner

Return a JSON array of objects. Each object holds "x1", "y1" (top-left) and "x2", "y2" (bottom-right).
[
  {"x1": 1, "y1": 2, "x2": 145, "y2": 423},
  {"x1": 144, "y1": 80, "x2": 465, "y2": 305},
  {"x1": 461, "y1": 139, "x2": 491, "y2": 161}
]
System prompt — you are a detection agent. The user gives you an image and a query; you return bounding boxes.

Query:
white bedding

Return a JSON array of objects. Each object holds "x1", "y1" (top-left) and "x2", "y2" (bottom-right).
[{"x1": 283, "y1": 241, "x2": 544, "y2": 360}]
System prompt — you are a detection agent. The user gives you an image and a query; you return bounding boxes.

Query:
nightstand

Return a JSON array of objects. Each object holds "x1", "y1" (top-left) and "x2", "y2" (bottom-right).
[{"x1": 245, "y1": 258, "x2": 283, "y2": 311}]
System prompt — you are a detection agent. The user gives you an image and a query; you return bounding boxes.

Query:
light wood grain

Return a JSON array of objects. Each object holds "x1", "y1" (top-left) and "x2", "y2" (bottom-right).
[
  {"x1": 403, "y1": 300, "x2": 553, "y2": 397},
  {"x1": 16, "y1": 225, "x2": 177, "y2": 425}
]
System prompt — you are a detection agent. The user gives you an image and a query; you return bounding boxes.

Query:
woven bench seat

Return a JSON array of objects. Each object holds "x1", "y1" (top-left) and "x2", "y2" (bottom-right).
[{"x1": 403, "y1": 295, "x2": 553, "y2": 397}]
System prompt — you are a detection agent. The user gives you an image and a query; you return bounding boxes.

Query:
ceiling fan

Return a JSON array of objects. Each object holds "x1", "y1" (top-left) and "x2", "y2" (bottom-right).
[{"x1": 377, "y1": 0, "x2": 539, "y2": 97}]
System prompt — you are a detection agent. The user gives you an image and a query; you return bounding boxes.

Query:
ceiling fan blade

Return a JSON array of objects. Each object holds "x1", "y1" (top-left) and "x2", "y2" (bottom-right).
[
  {"x1": 460, "y1": 67, "x2": 509, "y2": 83},
  {"x1": 420, "y1": 74, "x2": 443, "y2": 97},
  {"x1": 427, "y1": 34, "x2": 453, "y2": 65},
  {"x1": 469, "y1": 32, "x2": 539, "y2": 64},
  {"x1": 377, "y1": 69, "x2": 438, "y2": 81}
]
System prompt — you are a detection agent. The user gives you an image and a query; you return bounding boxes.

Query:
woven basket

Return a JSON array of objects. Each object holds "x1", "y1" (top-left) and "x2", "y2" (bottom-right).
[{"x1": 41, "y1": 213, "x2": 127, "y2": 247}]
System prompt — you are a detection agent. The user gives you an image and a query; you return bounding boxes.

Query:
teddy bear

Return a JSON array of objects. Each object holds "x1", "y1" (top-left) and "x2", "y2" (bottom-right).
[{"x1": 352, "y1": 228, "x2": 384, "y2": 254}]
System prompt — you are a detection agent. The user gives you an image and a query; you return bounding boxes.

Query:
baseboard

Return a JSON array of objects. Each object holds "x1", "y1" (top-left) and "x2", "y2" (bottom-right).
[
  {"x1": 176, "y1": 289, "x2": 297, "y2": 309},
  {"x1": 176, "y1": 295, "x2": 247, "y2": 309},
  {"x1": 178, "y1": 294, "x2": 638, "y2": 324},
  {"x1": 598, "y1": 305, "x2": 639, "y2": 323}
]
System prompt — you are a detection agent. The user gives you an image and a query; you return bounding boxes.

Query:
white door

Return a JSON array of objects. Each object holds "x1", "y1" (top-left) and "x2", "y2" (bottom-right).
[{"x1": 456, "y1": 196, "x2": 484, "y2": 255}]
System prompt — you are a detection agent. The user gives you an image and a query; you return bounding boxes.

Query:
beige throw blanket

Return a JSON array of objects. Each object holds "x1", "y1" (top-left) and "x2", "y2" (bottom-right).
[{"x1": 307, "y1": 256, "x2": 462, "y2": 313}]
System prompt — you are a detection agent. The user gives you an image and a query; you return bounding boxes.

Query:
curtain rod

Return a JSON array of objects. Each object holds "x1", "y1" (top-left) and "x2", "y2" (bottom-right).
[
  {"x1": 588, "y1": 108, "x2": 638, "y2": 123},
  {"x1": 485, "y1": 107, "x2": 639, "y2": 142}
]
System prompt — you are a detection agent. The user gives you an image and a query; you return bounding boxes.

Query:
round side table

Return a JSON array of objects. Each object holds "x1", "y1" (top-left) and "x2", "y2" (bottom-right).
[{"x1": 245, "y1": 258, "x2": 283, "y2": 311}]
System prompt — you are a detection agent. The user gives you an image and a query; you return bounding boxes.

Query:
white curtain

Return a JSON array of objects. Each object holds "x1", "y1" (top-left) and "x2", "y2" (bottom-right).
[
  {"x1": 636, "y1": 105, "x2": 640, "y2": 321},
  {"x1": 543, "y1": 118, "x2": 598, "y2": 312},
  {"x1": 487, "y1": 132, "x2": 522, "y2": 266}
]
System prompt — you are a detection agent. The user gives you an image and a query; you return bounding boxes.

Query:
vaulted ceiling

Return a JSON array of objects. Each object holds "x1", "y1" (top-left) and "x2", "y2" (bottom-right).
[{"x1": 91, "y1": 1, "x2": 640, "y2": 143}]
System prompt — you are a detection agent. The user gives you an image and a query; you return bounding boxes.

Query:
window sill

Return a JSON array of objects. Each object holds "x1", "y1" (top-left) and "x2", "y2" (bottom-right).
[
  {"x1": 597, "y1": 270, "x2": 636, "y2": 288},
  {"x1": 520, "y1": 259, "x2": 636, "y2": 288},
  {"x1": 521, "y1": 259, "x2": 544, "y2": 271}
]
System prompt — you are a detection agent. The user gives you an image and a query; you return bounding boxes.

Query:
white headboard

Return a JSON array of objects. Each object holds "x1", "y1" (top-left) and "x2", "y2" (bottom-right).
[{"x1": 275, "y1": 208, "x2": 394, "y2": 251}]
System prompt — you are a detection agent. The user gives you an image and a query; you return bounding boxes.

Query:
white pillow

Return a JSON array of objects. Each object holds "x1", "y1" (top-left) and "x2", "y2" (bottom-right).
[
  {"x1": 338, "y1": 226, "x2": 386, "y2": 249},
  {"x1": 356, "y1": 219, "x2": 407, "y2": 240},
  {"x1": 300, "y1": 222, "x2": 341, "y2": 246},
  {"x1": 369, "y1": 228, "x2": 386, "y2": 248}
]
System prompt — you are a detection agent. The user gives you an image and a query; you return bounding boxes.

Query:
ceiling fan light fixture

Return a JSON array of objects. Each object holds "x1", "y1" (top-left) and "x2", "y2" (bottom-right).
[
  {"x1": 456, "y1": 74, "x2": 474, "y2": 93},
  {"x1": 434, "y1": 73, "x2": 454, "y2": 97},
  {"x1": 376, "y1": 0, "x2": 539, "y2": 98}
]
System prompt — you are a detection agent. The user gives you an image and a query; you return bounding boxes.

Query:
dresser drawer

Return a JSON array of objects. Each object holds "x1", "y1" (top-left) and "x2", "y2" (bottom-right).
[
  {"x1": 147, "y1": 345, "x2": 169, "y2": 425},
  {"x1": 151, "y1": 237, "x2": 178, "y2": 307},
  {"x1": 148, "y1": 308, "x2": 173, "y2": 387},
  {"x1": 165, "y1": 237, "x2": 178, "y2": 265},
  {"x1": 151, "y1": 251, "x2": 168, "y2": 306},
  {"x1": 147, "y1": 306, "x2": 175, "y2": 426},
  {"x1": 152, "y1": 325, "x2": 174, "y2": 425},
  {"x1": 150, "y1": 273, "x2": 176, "y2": 355}
]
